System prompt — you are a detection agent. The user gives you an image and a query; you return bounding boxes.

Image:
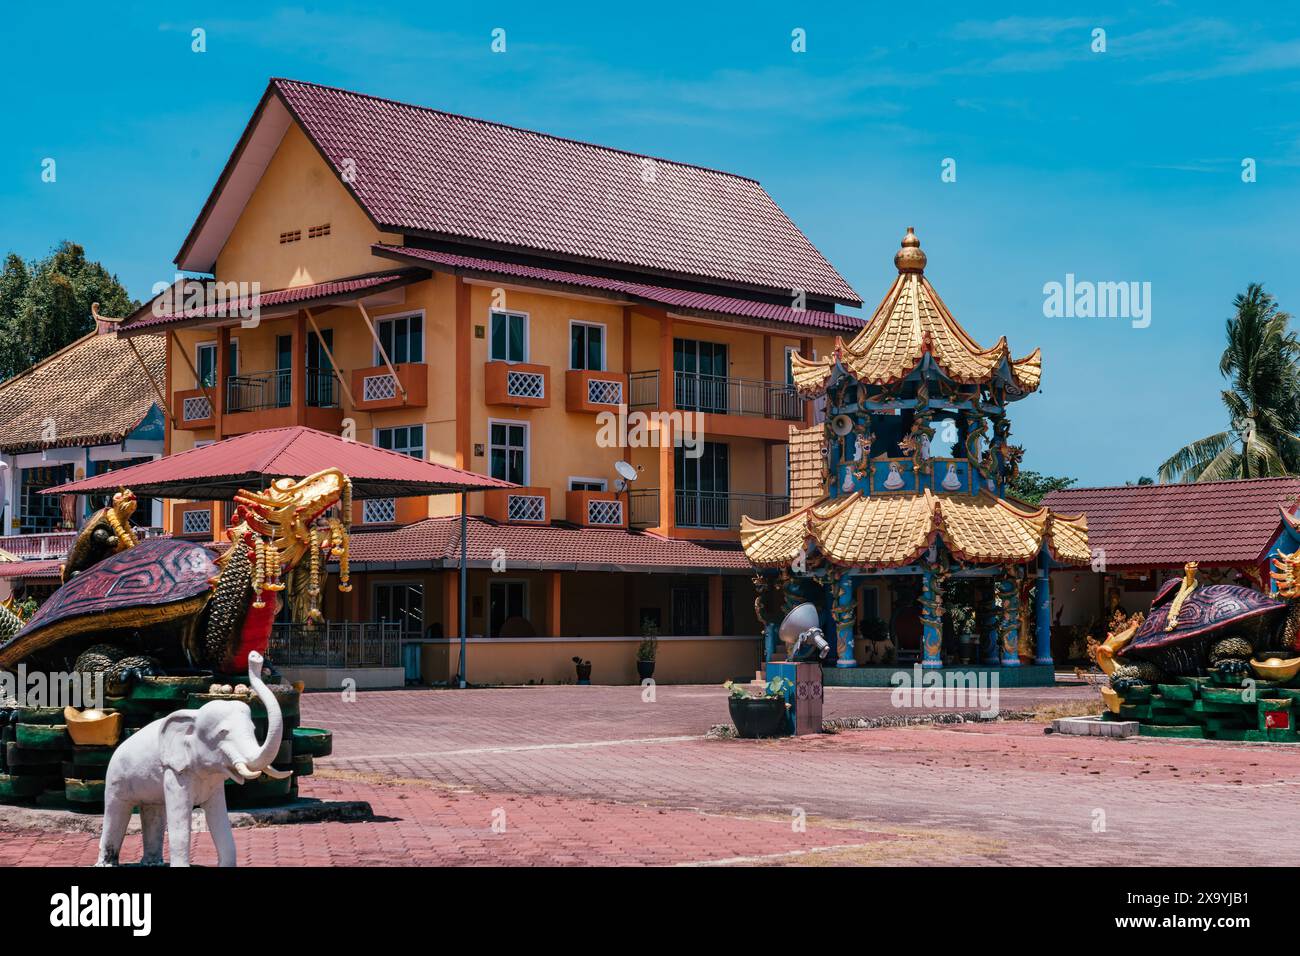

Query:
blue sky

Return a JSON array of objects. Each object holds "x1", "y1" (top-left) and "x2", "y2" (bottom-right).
[{"x1": 3, "y1": 2, "x2": 1299, "y2": 486}]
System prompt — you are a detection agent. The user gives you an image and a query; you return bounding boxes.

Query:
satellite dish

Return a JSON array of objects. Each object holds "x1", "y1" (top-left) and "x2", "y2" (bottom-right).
[
  {"x1": 831, "y1": 414, "x2": 854, "y2": 437},
  {"x1": 614, "y1": 460, "x2": 638, "y2": 482}
]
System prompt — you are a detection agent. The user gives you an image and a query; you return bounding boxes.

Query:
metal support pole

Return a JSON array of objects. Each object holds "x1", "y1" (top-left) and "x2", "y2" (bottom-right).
[{"x1": 457, "y1": 491, "x2": 468, "y2": 688}]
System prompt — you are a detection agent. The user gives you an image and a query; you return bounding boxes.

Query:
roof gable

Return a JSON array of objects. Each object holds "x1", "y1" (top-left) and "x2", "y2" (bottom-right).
[{"x1": 178, "y1": 79, "x2": 860, "y2": 306}]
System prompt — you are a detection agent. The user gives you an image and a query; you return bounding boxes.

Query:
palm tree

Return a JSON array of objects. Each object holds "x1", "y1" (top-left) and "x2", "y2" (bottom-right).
[{"x1": 1159, "y1": 283, "x2": 1300, "y2": 482}]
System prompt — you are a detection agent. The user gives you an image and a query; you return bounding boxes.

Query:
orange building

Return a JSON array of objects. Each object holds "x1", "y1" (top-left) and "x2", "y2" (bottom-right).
[{"x1": 111, "y1": 79, "x2": 864, "y2": 685}]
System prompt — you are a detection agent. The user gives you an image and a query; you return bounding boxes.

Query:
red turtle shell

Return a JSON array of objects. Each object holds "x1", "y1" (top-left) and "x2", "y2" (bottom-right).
[{"x1": 1121, "y1": 581, "x2": 1286, "y2": 655}]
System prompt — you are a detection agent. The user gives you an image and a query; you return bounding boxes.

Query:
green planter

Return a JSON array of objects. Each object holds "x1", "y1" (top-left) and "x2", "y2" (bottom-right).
[
  {"x1": 293, "y1": 754, "x2": 314, "y2": 777},
  {"x1": 226, "y1": 773, "x2": 292, "y2": 805},
  {"x1": 14, "y1": 724, "x2": 68, "y2": 750},
  {"x1": 0, "y1": 772, "x2": 47, "y2": 798},
  {"x1": 131, "y1": 674, "x2": 214, "y2": 701},
  {"x1": 292, "y1": 727, "x2": 333, "y2": 758},
  {"x1": 728, "y1": 697, "x2": 789, "y2": 739},
  {"x1": 64, "y1": 778, "x2": 106, "y2": 804}
]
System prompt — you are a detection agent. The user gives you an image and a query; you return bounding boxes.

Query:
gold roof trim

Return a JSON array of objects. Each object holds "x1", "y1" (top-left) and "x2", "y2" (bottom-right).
[
  {"x1": 741, "y1": 490, "x2": 1090, "y2": 569},
  {"x1": 787, "y1": 424, "x2": 827, "y2": 508}
]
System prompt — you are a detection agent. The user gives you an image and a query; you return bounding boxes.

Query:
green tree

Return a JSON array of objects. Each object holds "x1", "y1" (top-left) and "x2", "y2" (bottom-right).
[
  {"x1": 0, "y1": 242, "x2": 137, "y2": 380},
  {"x1": 1158, "y1": 283, "x2": 1300, "y2": 482},
  {"x1": 1008, "y1": 470, "x2": 1076, "y2": 504}
]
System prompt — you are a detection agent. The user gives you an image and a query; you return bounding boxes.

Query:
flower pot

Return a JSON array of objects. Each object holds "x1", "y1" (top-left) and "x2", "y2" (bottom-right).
[
  {"x1": 728, "y1": 697, "x2": 788, "y2": 739},
  {"x1": 958, "y1": 633, "x2": 977, "y2": 665},
  {"x1": 575, "y1": 663, "x2": 593, "y2": 684},
  {"x1": 636, "y1": 660, "x2": 656, "y2": 680}
]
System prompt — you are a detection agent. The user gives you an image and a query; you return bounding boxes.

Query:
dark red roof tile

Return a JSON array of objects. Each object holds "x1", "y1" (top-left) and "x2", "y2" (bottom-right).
[
  {"x1": 271, "y1": 79, "x2": 860, "y2": 304},
  {"x1": 1042, "y1": 477, "x2": 1300, "y2": 568}
]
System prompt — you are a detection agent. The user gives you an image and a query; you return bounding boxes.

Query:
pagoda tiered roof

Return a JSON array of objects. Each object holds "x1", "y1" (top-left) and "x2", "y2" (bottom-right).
[
  {"x1": 740, "y1": 489, "x2": 1089, "y2": 569},
  {"x1": 790, "y1": 228, "x2": 1040, "y2": 397}
]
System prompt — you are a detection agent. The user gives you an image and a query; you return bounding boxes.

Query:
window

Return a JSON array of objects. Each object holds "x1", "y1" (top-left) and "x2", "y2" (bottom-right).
[
  {"x1": 196, "y1": 341, "x2": 238, "y2": 388},
  {"x1": 489, "y1": 310, "x2": 528, "y2": 363},
  {"x1": 785, "y1": 346, "x2": 799, "y2": 387},
  {"x1": 671, "y1": 584, "x2": 708, "y2": 636},
  {"x1": 373, "y1": 581, "x2": 424, "y2": 636},
  {"x1": 307, "y1": 223, "x2": 331, "y2": 239},
  {"x1": 375, "y1": 424, "x2": 425, "y2": 459},
  {"x1": 489, "y1": 421, "x2": 528, "y2": 485},
  {"x1": 376, "y1": 312, "x2": 424, "y2": 365},
  {"x1": 362, "y1": 498, "x2": 397, "y2": 524},
  {"x1": 568, "y1": 477, "x2": 607, "y2": 492},
  {"x1": 488, "y1": 580, "x2": 528, "y2": 637},
  {"x1": 569, "y1": 322, "x2": 605, "y2": 371},
  {"x1": 19, "y1": 465, "x2": 71, "y2": 533}
]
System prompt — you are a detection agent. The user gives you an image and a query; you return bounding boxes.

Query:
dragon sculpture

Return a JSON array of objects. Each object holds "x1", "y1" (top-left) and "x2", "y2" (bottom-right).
[
  {"x1": 0, "y1": 469, "x2": 353, "y2": 685},
  {"x1": 1096, "y1": 554, "x2": 1300, "y2": 692}
]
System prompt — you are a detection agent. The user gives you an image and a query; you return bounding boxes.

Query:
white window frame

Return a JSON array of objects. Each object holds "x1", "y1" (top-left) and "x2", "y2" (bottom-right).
[
  {"x1": 568, "y1": 320, "x2": 607, "y2": 372},
  {"x1": 361, "y1": 498, "x2": 398, "y2": 524},
  {"x1": 372, "y1": 424, "x2": 426, "y2": 460},
  {"x1": 567, "y1": 476, "x2": 608, "y2": 492},
  {"x1": 372, "y1": 309, "x2": 425, "y2": 366},
  {"x1": 784, "y1": 345, "x2": 799, "y2": 386},
  {"x1": 196, "y1": 339, "x2": 239, "y2": 386},
  {"x1": 488, "y1": 578, "x2": 530, "y2": 636},
  {"x1": 489, "y1": 309, "x2": 530, "y2": 364},
  {"x1": 488, "y1": 418, "x2": 530, "y2": 486}
]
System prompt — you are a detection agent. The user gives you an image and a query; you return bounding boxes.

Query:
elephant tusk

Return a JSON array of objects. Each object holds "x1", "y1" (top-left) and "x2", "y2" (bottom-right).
[
  {"x1": 261, "y1": 766, "x2": 292, "y2": 780},
  {"x1": 233, "y1": 761, "x2": 262, "y2": 780}
]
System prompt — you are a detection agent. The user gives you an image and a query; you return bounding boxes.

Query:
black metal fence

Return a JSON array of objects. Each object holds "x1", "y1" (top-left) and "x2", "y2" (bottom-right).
[
  {"x1": 628, "y1": 490, "x2": 789, "y2": 530},
  {"x1": 627, "y1": 370, "x2": 802, "y2": 420},
  {"x1": 268, "y1": 622, "x2": 402, "y2": 668},
  {"x1": 226, "y1": 367, "x2": 337, "y2": 412}
]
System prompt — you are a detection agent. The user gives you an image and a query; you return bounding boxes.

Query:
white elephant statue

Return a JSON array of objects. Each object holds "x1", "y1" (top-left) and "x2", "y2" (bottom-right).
[{"x1": 96, "y1": 650, "x2": 289, "y2": 867}]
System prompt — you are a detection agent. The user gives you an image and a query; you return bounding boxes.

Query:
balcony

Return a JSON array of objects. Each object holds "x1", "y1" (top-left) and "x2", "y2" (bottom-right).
[
  {"x1": 565, "y1": 369, "x2": 627, "y2": 414},
  {"x1": 628, "y1": 489, "x2": 790, "y2": 531},
  {"x1": 484, "y1": 487, "x2": 551, "y2": 525},
  {"x1": 485, "y1": 361, "x2": 550, "y2": 408},
  {"x1": 565, "y1": 490, "x2": 627, "y2": 528},
  {"x1": 628, "y1": 370, "x2": 804, "y2": 439},
  {"x1": 0, "y1": 527, "x2": 166, "y2": 561},
  {"x1": 173, "y1": 388, "x2": 215, "y2": 429},
  {"x1": 352, "y1": 363, "x2": 427, "y2": 411},
  {"x1": 222, "y1": 368, "x2": 343, "y2": 435}
]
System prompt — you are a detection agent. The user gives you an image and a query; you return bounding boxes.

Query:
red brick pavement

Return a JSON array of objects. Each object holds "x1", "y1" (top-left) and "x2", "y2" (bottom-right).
[{"x1": 4, "y1": 684, "x2": 1297, "y2": 866}]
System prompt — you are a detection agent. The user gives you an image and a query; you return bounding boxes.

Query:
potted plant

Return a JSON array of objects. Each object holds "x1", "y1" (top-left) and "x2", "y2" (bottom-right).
[
  {"x1": 572, "y1": 656, "x2": 592, "y2": 684},
  {"x1": 636, "y1": 619, "x2": 659, "y2": 680},
  {"x1": 950, "y1": 605, "x2": 978, "y2": 665},
  {"x1": 724, "y1": 676, "x2": 792, "y2": 739}
]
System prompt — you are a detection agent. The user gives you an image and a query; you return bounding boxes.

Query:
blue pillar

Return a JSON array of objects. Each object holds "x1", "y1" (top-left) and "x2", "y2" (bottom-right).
[
  {"x1": 920, "y1": 568, "x2": 942, "y2": 669},
  {"x1": 978, "y1": 583, "x2": 999, "y2": 665},
  {"x1": 997, "y1": 573, "x2": 1020, "y2": 667},
  {"x1": 1034, "y1": 557, "x2": 1053, "y2": 666},
  {"x1": 763, "y1": 620, "x2": 779, "y2": 661},
  {"x1": 831, "y1": 570, "x2": 857, "y2": 668}
]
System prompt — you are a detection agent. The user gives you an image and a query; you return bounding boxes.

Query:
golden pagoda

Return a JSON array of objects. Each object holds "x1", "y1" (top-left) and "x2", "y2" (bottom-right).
[{"x1": 742, "y1": 228, "x2": 1088, "y2": 678}]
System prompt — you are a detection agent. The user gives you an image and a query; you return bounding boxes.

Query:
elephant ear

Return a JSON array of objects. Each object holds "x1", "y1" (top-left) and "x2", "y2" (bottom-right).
[{"x1": 159, "y1": 710, "x2": 198, "y2": 775}]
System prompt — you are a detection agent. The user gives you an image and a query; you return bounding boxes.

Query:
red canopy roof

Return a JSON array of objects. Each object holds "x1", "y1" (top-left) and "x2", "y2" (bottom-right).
[
  {"x1": 43, "y1": 426, "x2": 513, "y2": 501},
  {"x1": 0, "y1": 559, "x2": 61, "y2": 580},
  {"x1": 1042, "y1": 477, "x2": 1300, "y2": 569}
]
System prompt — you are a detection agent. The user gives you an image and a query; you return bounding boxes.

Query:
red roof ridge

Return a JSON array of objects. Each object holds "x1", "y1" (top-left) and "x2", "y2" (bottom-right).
[
  {"x1": 1048, "y1": 476, "x2": 1300, "y2": 495},
  {"x1": 271, "y1": 78, "x2": 764, "y2": 185}
]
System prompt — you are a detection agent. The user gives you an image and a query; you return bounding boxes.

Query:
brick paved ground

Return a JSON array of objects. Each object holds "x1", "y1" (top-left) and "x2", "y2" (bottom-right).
[{"x1": 3, "y1": 684, "x2": 1297, "y2": 866}]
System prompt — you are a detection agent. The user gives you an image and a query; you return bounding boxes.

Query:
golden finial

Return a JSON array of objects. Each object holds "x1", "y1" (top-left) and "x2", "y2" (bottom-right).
[{"x1": 894, "y1": 226, "x2": 927, "y2": 274}]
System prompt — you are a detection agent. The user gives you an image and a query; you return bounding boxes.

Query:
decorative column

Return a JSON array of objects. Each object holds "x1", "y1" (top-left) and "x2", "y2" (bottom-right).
[
  {"x1": 996, "y1": 568, "x2": 1021, "y2": 667},
  {"x1": 753, "y1": 573, "x2": 780, "y2": 661},
  {"x1": 920, "y1": 568, "x2": 943, "y2": 669},
  {"x1": 1034, "y1": 555, "x2": 1053, "y2": 666},
  {"x1": 830, "y1": 568, "x2": 857, "y2": 668},
  {"x1": 977, "y1": 582, "x2": 999, "y2": 665}
]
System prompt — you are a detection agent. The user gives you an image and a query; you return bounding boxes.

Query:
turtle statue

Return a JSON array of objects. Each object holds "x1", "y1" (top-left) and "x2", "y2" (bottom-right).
[
  {"x1": 1097, "y1": 560, "x2": 1300, "y2": 690},
  {"x1": 0, "y1": 468, "x2": 353, "y2": 679},
  {"x1": 62, "y1": 488, "x2": 140, "y2": 582}
]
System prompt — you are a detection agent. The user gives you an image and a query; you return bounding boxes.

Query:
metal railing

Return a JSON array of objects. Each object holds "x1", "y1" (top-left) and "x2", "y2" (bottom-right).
[
  {"x1": 226, "y1": 367, "x2": 337, "y2": 412},
  {"x1": 628, "y1": 370, "x2": 803, "y2": 420},
  {"x1": 0, "y1": 527, "x2": 167, "y2": 560},
  {"x1": 627, "y1": 490, "x2": 789, "y2": 530},
  {"x1": 268, "y1": 621, "x2": 402, "y2": 668}
]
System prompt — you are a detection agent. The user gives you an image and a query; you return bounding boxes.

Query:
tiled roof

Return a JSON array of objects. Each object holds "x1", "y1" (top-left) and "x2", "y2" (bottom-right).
[
  {"x1": 786, "y1": 424, "x2": 825, "y2": 508},
  {"x1": 741, "y1": 490, "x2": 1089, "y2": 569},
  {"x1": 117, "y1": 271, "x2": 422, "y2": 335},
  {"x1": 0, "y1": 559, "x2": 61, "y2": 580},
  {"x1": 0, "y1": 333, "x2": 165, "y2": 454},
  {"x1": 375, "y1": 245, "x2": 864, "y2": 333},
  {"x1": 233, "y1": 79, "x2": 860, "y2": 304},
  {"x1": 1042, "y1": 478, "x2": 1300, "y2": 568},
  {"x1": 347, "y1": 517, "x2": 750, "y2": 574},
  {"x1": 791, "y1": 230, "x2": 1039, "y2": 396}
]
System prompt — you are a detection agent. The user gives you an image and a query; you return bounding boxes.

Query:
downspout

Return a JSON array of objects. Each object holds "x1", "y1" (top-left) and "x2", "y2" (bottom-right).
[{"x1": 457, "y1": 490, "x2": 468, "y2": 688}]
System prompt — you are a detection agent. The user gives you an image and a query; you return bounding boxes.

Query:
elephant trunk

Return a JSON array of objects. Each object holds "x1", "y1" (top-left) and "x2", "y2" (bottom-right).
[{"x1": 244, "y1": 650, "x2": 283, "y2": 772}]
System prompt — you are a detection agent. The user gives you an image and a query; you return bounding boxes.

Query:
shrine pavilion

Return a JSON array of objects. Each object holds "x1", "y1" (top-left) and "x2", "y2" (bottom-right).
[{"x1": 741, "y1": 229, "x2": 1091, "y2": 686}]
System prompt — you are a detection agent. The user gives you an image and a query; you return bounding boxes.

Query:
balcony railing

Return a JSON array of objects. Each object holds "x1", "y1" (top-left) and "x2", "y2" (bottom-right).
[
  {"x1": 226, "y1": 368, "x2": 337, "y2": 413},
  {"x1": 628, "y1": 370, "x2": 803, "y2": 420},
  {"x1": 0, "y1": 527, "x2": 167, "y2": 561},
  {"x1": 627, "y1": 490, "x2": 789, "y2": 530},
  {"x1": 268, "y1": 621, "x2": 402, "y2": 669}
]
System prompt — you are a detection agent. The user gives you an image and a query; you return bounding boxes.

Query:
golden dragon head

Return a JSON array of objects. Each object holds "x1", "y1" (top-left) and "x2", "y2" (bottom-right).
[
  {"x1": 225, "y1": 468, "x2": 353, "y2": 621},
  {"x1": 1271, "y1": 547, "x2": 1300, "y2": 600}
]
